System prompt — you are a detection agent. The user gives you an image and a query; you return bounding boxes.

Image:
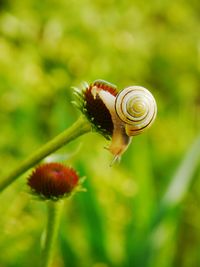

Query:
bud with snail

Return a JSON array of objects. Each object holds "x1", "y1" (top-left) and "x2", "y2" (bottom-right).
[{"x1": 73, "y1": 80, "x2": 157, "y2": 163}]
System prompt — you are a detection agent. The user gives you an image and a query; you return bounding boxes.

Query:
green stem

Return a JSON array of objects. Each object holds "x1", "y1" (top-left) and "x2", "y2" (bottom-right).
[
  {"x1": 0, "y1": 116, "x2": 91, "y2": 192},
  {"x1": 41, "y1": 200, "x2": 63, "y2": 267}
]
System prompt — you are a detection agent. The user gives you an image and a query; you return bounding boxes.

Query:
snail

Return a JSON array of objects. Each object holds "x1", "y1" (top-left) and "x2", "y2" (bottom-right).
[{"x1": 73, "y1": 80, "x2": 157, "y2": 162}]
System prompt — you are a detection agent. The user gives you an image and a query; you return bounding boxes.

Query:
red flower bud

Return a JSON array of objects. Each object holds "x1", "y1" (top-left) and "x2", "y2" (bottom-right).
[
  {"x1": 73, "y1": 79, "x2": 118, "y2": 139},
  {"x1": 28, "y1": 163, "x2": 79, "y2": 200}
]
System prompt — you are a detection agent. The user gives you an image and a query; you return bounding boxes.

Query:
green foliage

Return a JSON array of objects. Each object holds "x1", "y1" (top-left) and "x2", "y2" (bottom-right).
[{"x1": 0, "y1": 0, "x2": 200, "y2": 266}]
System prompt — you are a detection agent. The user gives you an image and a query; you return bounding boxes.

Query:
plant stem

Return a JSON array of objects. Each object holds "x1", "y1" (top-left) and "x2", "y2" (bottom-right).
[
  {"x1": 0, "y1": 116, "x2": 91, "y2": 193},
  {"x1": 41, "y1": 200, "x2": 63, "y2": 267}
]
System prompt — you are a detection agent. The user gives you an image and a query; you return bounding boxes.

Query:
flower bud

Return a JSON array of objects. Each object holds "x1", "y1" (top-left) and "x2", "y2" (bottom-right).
[
  {"x1": 28, "y1": 163, "x2": 79, "y2": 200},
  {"x1": 73, "y1": 79, "x2": 118, "y2": 139}
]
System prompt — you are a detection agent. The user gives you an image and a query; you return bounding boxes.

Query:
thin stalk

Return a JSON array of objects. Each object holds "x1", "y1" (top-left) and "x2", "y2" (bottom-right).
[
  {"x1": 0, "y1": 116, "x2": 91, "y2": 192},
  {"x1": 40, "y1": 200, "x2": 63, "y2": 267}
]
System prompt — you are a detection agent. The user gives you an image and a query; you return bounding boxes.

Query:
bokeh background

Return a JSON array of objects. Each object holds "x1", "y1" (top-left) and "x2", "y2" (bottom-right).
[{"x1": 0, "y1": 0, "x2": 200, "y2": 266}]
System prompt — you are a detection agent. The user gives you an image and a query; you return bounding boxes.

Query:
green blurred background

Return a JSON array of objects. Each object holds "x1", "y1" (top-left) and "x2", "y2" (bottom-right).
[{"x1": 0, "y1": 0, "x2": 200, "y2": 266}]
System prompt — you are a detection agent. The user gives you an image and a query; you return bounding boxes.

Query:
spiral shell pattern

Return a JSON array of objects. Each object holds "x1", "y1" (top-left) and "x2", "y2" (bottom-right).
[{"x1": 115, "y1": 86, "x2": 157, "y2": 136}]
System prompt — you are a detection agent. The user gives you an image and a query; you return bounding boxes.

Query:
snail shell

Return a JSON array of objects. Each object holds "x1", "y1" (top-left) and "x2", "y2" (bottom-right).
[{"x1": 115, "y1": 86, "x2": 157, "y2": 136}]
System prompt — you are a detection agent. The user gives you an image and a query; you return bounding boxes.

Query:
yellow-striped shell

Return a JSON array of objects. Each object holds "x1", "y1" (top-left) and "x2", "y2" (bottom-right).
[{"x1": 115, "y1": 86, "x2": 157, "y2": 136}]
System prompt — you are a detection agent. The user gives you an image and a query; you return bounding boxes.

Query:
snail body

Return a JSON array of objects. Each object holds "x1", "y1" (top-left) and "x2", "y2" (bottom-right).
[{"x1": 74, "y1": 80, "x2": 157, "y2": 162}]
